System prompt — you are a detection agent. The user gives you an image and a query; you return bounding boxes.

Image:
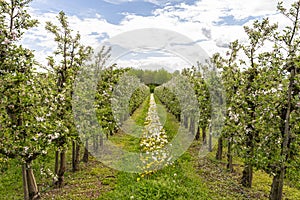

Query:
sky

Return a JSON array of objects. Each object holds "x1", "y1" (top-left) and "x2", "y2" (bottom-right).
[{"x1": 22, "y1": 0, "x2": 295, "y2": 71}]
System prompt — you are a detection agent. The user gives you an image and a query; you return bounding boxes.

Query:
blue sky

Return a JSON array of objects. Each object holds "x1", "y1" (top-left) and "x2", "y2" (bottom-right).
[
  {"x1": 31, "y1": 0, "x2": 157, "y2": 24},
  {"x1": 23, "y1": 0, "x2": 294, "y2": 71}
]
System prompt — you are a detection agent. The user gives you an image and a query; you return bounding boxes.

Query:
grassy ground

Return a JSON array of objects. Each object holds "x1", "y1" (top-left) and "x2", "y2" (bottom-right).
[
  {"x1": 108, "y1": 95, "x2": 150, "y2": 152},
  {"x1": 1, "y1": 94, "x2": 300, "y2": 199},
  {"x1": 98, "y1": 95, "x2": 211, "y2": 199}
]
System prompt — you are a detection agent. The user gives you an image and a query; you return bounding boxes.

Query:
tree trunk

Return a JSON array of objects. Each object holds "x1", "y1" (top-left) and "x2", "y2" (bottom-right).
[
  {"x1": 22, "y1": 163, "x2": 39, "y2": 200},
  {"x1": 189, "y1": 117, "x2": 195, "y2": 134},
  {"x1": 54, "y1": 150, "x2": 59, "y2": 175},
  {"x1": 241, "y1": 163, "x2": 253, "y2": 188},
  {"x1": 72, "y1": 140, "x2": 80, "y2": 172},
  {"x1": 227, "y1": 138, "x2": 233, "y2": 173},
  {"x1": 241, "y1": 128, "x2": 254, "y2": 188},
  {"x1": 184, "y1": 115, "x2": 188, "y2": 128},
  {"x1": 75, "y1": 142, "x2": 80, "y2": 170},
  {"x1": 22, "y1": 164, "x2": 29, "y2": 200},
  {"x1": 26, "y1": 166, "x2": 39, "y2": 199},
  {"x1": 269, "y1": 167, "x2": 285, "y2": 200},
  {"x1": 208, "y1": 125, "x2": 212, "y2": 152},
  {"x1": 176, "y1": 114, "x2": 180, "y2": 121},
  {"x1": 72, "y1": 140, "x2": 76, "y2": 171},
  {"x1": 83, "y1": 138, "x2": 89, "y2": 163},
  {"x1": 93, "y1": 135, "x2": 98, "y2": 151},
  {"x1": 202, "y1": 127, "x2": 207, "y2": 145},
  {"x1": 216, "y1": 137, "x2": 223, "y2": 160},
  {"x1": 269, "y1": 68, "x2": 296, "y2": 199},
  {"x1": 56, "y1": 151, "x2": 66, "y2": 188},
  {"x1": 195, "y1": 126, "x2": 200, "y2": 140}
]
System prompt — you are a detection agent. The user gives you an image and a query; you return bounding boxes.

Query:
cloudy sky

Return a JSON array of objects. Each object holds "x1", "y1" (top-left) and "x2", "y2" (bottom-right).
[{"x1": 22, "y1": 0, "x2": 294, "y2": 71}]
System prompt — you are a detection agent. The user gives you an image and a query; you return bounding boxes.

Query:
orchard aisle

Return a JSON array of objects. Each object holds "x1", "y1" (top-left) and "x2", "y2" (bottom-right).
[{"x1": 139, "y1": 94, "x2": 172, "y2": 174}]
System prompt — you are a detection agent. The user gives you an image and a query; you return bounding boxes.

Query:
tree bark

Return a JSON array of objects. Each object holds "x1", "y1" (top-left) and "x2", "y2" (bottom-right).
[
  {"x1": 22, "y1": 163, "x2": 40, "y2": 200},
  {"x1": 269, "y1": 167, "x2": 285, "y2": 200},
  {"x1": 56, "y1": 151, "x2": 66, "y2": 188},
  {"x1": 176, "y1": 114, "x2": 180, "y2": 121},
  {"x1": 241, "y1": 163, "x2": 253, "y2": 188},
  {"x1": 208, "y1": 124, "x2": 212, "y2": 152},
  {"x1": 184, "y1": 115, "x2": 188, "y2": 128},
  {"x1": 241, "y1": 128, "x2": 254, "y2": 188},
  {"x1": 54, "y1": 150, "x2": 59, "y2": 175},
  {"x1": 72, "y1": 140, "x2": 80, "y2": 172},
  {"x1": 216, "y1": 137, "x2": 223, "y2": 160},
  {"x1": 189, "y1": 116, "x2": 195, "y2": 135},
  {"x1": 26, "y1": 166, "x2": 39, "y2": 199},
  {"x1": 83, "y1": 138, "x2": 89, "y2": 163},
  {"x1": 195, "y1": 126, "x2": 200, "y2": 140},
  {"x1": 227, "y1": 138, "x2": 233, "y2": 173},
  {"x1": 22, "y1": 164, "x2": 29, "y2": 200},
  {"x1": 75, "y1": 142, "x2": 80, "y2": 170},
  {"x1": 202, "y1": 127, "x2": 207, "y2": 145},
  {"x1": 72, "y1": 140, "x2": 76, "y2": 171},
  {"x1": 93, "y1": 135, "x2": 98, "y2": 151}
]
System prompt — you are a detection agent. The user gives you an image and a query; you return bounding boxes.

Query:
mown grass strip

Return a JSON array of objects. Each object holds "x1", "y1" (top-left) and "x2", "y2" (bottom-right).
[
  {"x1": 108, "y1": 95, "x2": 150, "y2": 152},
  {"x1": 98, "y1": 94, "x2": 211, "y2": 200}
]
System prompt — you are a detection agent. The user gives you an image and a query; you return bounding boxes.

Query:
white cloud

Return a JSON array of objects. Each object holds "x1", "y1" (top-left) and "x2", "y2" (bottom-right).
[
  {"x1": 102, "y1": 0, "x2": 187, "y2": 6},
  {"x1": 102, "y1": 0, "x2": 136, "y2": 4},
  {"x1": 22, "y1": 0, "x2": 298, "y2": 70},
  {"x1": 116, "y1": 55, "x2": 189, "y2": 72}
]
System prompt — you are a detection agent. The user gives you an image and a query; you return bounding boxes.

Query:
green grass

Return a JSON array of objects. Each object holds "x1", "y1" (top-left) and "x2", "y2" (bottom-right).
[
  {"x1": 109, "y1": 95, "x2": 150, "y2": 152},
  {"x1": 154, "y1": 95, "x2": 178, "y2": 140},
  {"x1": 98, "y1": 95, "x2": 212, "y2": 199},
  {"x1": 41, "y1": 158, "x2": 116, "y2": 200},
  {"x1": 98, "y1": 159, "x2": 211, "y2": 200},
  {"x1": 199, "y1": 144, "x2": 300, "y2": 199},
  {"x1": 0, "y1": 159, "x2": 23, "y2": 200},
  {"x1": 1, "y1": 94, "x2": 300, "y2": 200}
]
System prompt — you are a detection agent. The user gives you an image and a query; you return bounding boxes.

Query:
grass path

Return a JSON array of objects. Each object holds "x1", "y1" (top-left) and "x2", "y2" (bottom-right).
[{"x1": 98, "y1": 94, "x2": 211, "y2": 199}]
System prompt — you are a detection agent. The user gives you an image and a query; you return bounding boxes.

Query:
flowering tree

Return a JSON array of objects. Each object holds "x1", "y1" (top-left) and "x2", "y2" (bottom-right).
[
  {"x1": 181, "y1": 67, "x2": 211, "y2": 142},
  {"x1": 45, "y1": 11, "x2": 92, "y2": 187},
  {"x1": 212, "y1": 40, "x2": 243, "y2": 172},
  {"x1": 236, "y1": 18, "x2": 278, "y2": 188},
  {"x1": 265, "y1": 1, "x2": 300, "y2": 199},
  {"x1": 213, "y1": 1, "x2": 300, "y2": 199},
  {"x1": 0, "y1": 0, "x2": 56, "y2": 199}
]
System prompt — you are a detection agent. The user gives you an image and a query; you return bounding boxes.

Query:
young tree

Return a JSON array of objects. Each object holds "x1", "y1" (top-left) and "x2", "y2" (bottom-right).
[
  {"x1": 210, "y1": 55, "x2": 225, "y2": 161},
  {"x1": 76, "y1": 47, "x2": 111, "y2": 164},
  {"x1": 239, "y1": 18, "x2": 277, "y2": 188},
  {"x1": 213, "y1": 40, "x2": 242, "y2": 172},
  {"x1": 181, "y1": 67, "x2": 211, "y2": 142},
  {"x1": 45, "y1": 11, "x2": 92, "y2": 187},
  {"x1": 0, "y1": 0, "x2": 56, "y2": 199},
  {"x1": 267, "y1": 1, "x2": 300, "y2": 199},
  {"x1": 245, "y1": 1, "x2": 300, "y2": 196}
]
